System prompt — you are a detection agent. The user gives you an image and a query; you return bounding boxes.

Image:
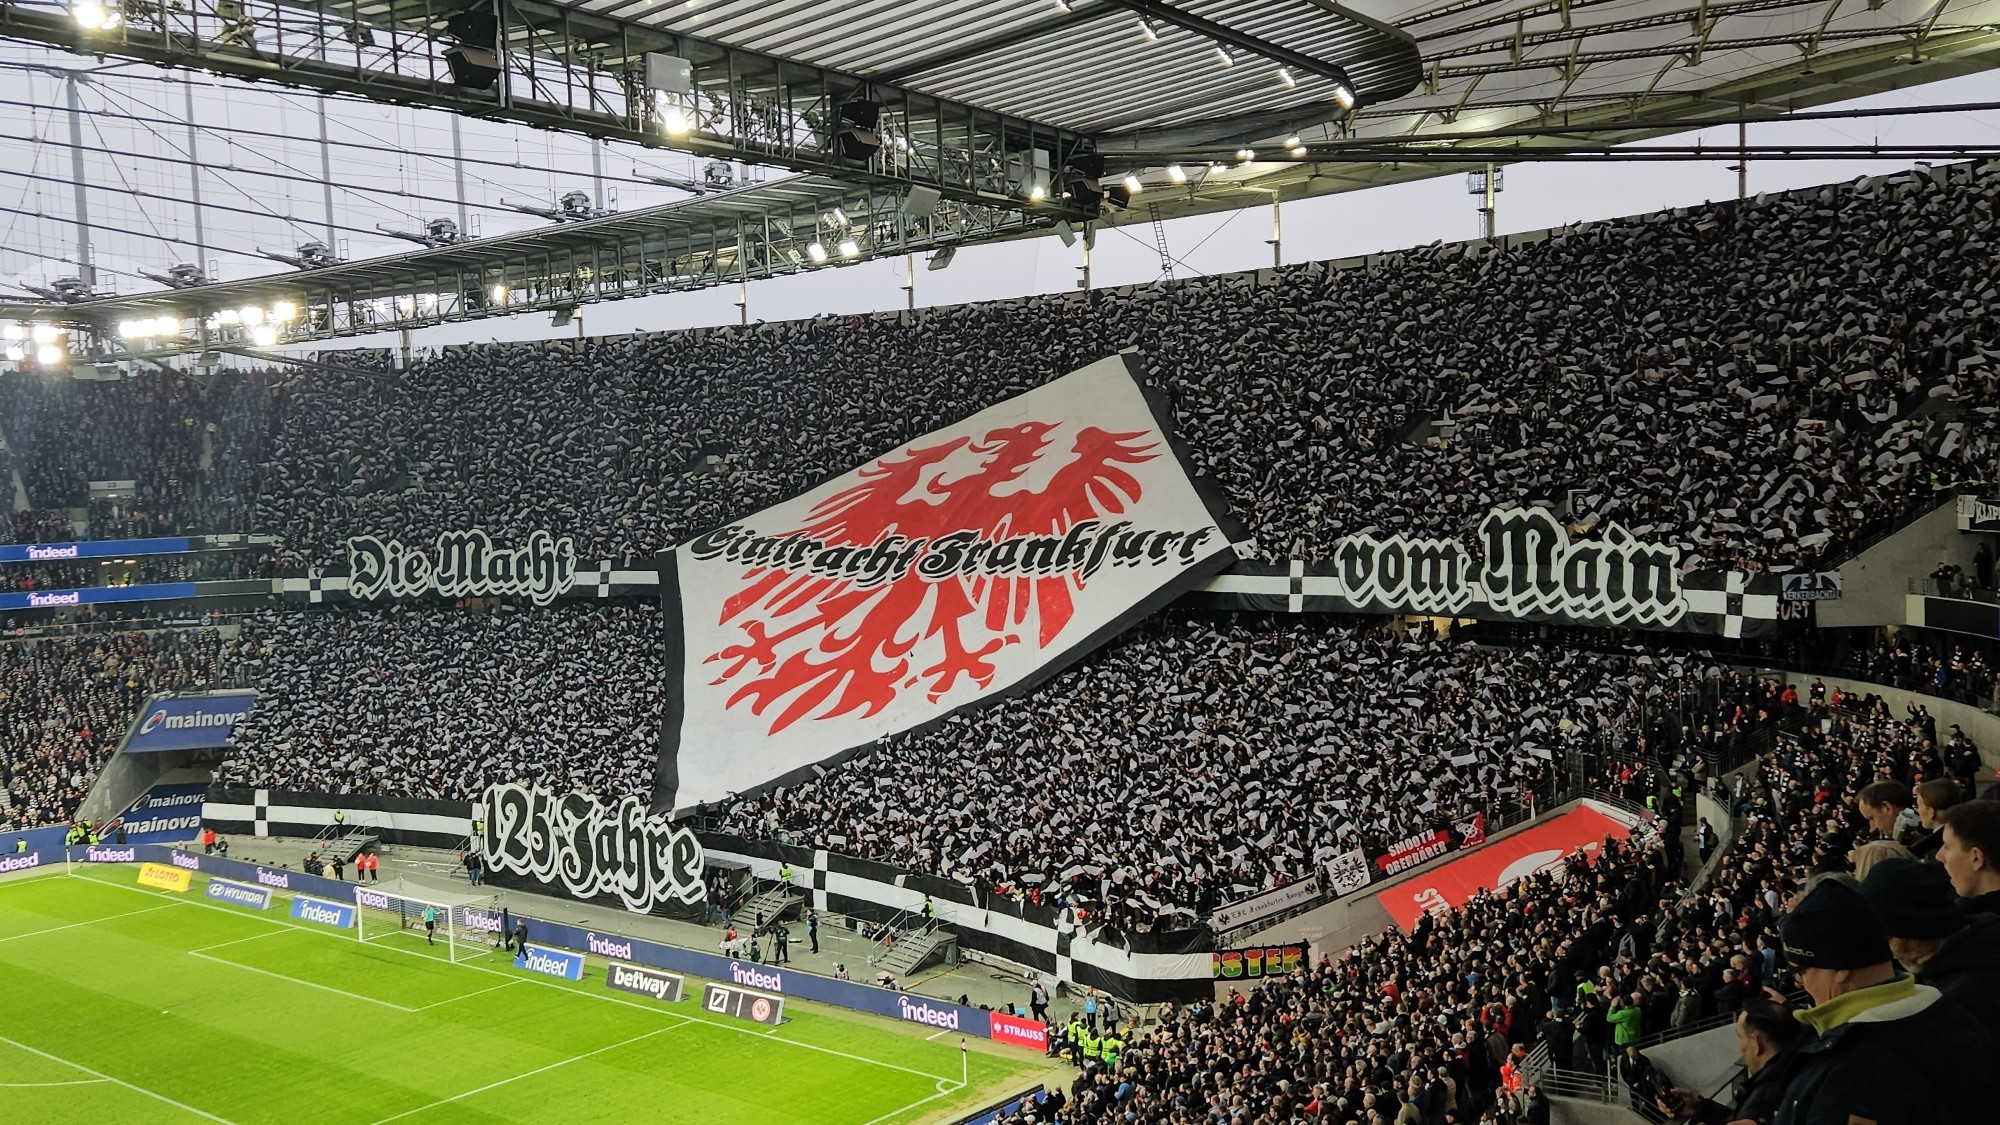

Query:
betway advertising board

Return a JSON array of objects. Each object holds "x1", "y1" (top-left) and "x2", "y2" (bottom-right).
[{"x1": 125, "y1": 693, "x2": 256, "y2": 753}]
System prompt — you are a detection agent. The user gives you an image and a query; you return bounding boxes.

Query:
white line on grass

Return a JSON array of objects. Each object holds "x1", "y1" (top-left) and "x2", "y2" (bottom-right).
[
  {"x1": 76, "y1": 870, "x2": 961, "y2": 1084},
  {"x1": 0, "y1": 1034, "x2": 240, "y2": 1124},
  {"x1": 0, "y1": 1078, "x2": 110, "y2": 1087},
  {"x1": 0, "y1": 903, "x2": 180, "y2": 943},
  {"x1": 188, "y1": 951, "x2": 416, "y2": 1012},
  {"x1": 410, "y1": 979, "x2": 521, "y2": 1011},
  {"x1": 362, "y1": 1023, "x2": 687, "y2": 1125},
  {"x1": 187, "y1": 930, "x2": 287, "y2": 954},
  {"x1": 855, "y1": 1077, "x2": 966, "y2": 1125}
]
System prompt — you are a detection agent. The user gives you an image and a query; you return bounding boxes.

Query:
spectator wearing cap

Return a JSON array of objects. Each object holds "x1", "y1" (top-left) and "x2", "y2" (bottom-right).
[
  {"x1": 1769, "y1": 881, "x2": 1988, "y2": 1125},
  {"x1": 1859, "y1": 856, "x2": 2000, "y2": 1062},
  {"x1": 1936, "y1": 800, "x2": 2000, "y2": 916}
]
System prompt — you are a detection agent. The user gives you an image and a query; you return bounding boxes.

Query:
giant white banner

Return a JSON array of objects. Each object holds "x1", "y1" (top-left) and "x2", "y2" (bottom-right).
[{"x1": 656, "y1": 355, "x2": 1242, "y2": 812}]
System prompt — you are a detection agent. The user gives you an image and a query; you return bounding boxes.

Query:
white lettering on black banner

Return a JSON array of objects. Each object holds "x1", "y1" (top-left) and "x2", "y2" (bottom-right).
[
  {"x1": 347, "y1": 530, "x2": 577, "y2": 606},
  {"x1": 1333, "y1": 507, "x2": 1686, "y2": 626},
  {"x1": 478, "y1": 782, "x2": 704, "y2": 913}
]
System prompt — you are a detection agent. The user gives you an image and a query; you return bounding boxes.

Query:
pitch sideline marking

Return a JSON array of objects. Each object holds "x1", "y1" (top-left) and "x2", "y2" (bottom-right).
[
  {"x1": 188, "y1": 950, "x2": 417, "y2": 1012},
  {"x1": 362, "y1": 1023, "x2": 688, "y2": 1125},
  {"x1": 0, "y1": 1078, "x2": 111, "y2": 1087},
  {"x1": 0, "y1": 1033, "x2": 240, "y2": 1124},
  {"x1": 0, "y1": 903, "x2": 180, "y2": 943},
  {"x1": 76, "y1": 868, "x2": 965, "y2": 1085},
  {"x1": 410, "y1": 979, "x2": 522, "y2": 1011}
]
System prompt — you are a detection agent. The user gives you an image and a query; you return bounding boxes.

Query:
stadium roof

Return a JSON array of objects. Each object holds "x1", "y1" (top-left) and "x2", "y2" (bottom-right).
[{"x1": 1122, "y1": 0, "x2": 2000, "y2": 220}]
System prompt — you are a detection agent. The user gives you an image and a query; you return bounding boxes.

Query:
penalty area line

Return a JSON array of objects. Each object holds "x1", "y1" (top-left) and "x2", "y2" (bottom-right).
[
  {"x1": 0, "y1": 1034, "x2": 240, "y2": 1124},
  {"x1": 362, "y1": 1022, "x2": 689, "y2": 1125}
]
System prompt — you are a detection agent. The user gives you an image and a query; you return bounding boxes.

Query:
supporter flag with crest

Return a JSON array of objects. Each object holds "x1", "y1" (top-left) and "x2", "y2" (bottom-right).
[{"x1": 655, "y1": 354, "x2": 1244, "y2": 813}]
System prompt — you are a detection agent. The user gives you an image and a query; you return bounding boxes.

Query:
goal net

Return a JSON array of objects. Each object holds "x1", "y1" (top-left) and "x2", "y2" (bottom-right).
[{"x1": 353, "y1": 878, "x2": 491, "y2": 963}]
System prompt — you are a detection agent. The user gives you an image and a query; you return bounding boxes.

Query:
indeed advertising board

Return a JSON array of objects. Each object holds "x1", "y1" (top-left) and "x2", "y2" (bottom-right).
[
  {"x1": 0, "y1": 582, "x2": 196, "y2": 611},
  {"x1": 515, "y1": 944, "x2": 585, "y2": 981},
  {"x1": 126, "y1": 694, "x2": 256, "y2": 753}
]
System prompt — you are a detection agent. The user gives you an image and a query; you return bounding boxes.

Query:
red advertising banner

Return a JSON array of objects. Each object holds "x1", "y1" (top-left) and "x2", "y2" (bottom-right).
[
  {"x1": 1375, "y1": 828, "x2": 1452, "y2": 876},
  {"x1": 1377, "y1": 805, "x2": 1633, "y2": 932},
  {"x1": 988, "y1": 1011, "x2": 1049, "y2": 1051}
]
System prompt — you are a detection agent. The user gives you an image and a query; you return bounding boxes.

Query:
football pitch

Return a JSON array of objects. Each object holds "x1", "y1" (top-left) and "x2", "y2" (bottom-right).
[{"x1": 0, "y1": 866, "x2": 1047, "y2": 1124}]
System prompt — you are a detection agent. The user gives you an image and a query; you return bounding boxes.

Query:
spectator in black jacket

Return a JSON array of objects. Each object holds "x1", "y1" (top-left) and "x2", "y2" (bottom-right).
[
  {"x1": 1937, "y1": 800, "x2": 2000, "y2": 915},
  {"x1": 1769, "y1": 881, "x2": 1989, "y2": 1125},
  {"x1": 1859, "y1": 857, "x2": 2000, "y2": 1066},
  {"x1": 1657, "y1": 996, "x2": 1804, "y2": 1125}
]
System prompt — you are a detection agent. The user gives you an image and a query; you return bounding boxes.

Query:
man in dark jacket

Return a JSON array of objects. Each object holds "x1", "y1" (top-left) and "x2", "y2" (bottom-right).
[
  {"x1": 1860, "y1": 856, "x2": 2000, "y2": 1064},
  {"x1": 1937, "y1": 799, "x2": 2000, "y2": 915},
  {"x1": 1769, "y1": 881, "x2": 1990, "y2": 1125},
  {"x1": 1656, "y1": 996, "x2": 1803, "y2": 1125}
]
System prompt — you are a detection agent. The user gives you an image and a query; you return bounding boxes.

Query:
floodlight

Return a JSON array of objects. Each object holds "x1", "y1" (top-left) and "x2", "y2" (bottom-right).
[
  {"x1": 237, "y1": 305, "x2": 264, "y2": 326},
  {"x1": 489, "y1": 284, "x2": 508, "y2": 302},
  {"x1": 250, "y1": 325, "x2": 278, "y2": 347},
  {"x1": 1167, "y1": 164, "x2": 1187, "y2": 183},
  {"x1": 271, "y1": 300, "x2": 297, "y2": 321},
  {"x1": 806, "y1": 242, "x2": 828, "y2": 264},
  {"x1": 1122, "y1": 174, "x2": 1142, "y2": 194},
  {"x1": 1333, "y1": 83, "x2": 1356, "y2": 110},
  {"x1": 837, "y1": 238, "x2": 860, "y2": 259},
  {"x1": 1278, "y1": 68, "x2": 1296, "y2": 89},
  {"x1": 36, "y1": 345, "x2": 63, "y2": 365},
  {"x1": 31, "y1": 323, "x2": 60, "y2": 344}
]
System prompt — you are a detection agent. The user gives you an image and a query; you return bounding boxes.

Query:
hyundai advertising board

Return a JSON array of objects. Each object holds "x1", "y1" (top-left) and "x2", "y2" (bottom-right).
[{"x1": 125, "y1": 694, "x2": 256, "y2": 753}]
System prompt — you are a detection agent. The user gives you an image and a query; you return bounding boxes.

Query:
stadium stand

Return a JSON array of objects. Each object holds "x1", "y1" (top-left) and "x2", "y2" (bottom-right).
[
  {"x1": 0, "y1": 168, "x2": 1993, "y2": 574},
  {"x1": 0, "y1": 628, "x2": 227, "y2": 829}
]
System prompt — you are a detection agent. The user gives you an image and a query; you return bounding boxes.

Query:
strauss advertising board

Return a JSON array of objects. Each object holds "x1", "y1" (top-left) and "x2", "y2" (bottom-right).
[{"x1": 125, "y1": 693, "x2": 257, "y2": 753}]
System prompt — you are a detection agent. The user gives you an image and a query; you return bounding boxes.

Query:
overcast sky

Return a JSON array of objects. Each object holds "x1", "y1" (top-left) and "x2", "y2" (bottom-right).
[{"x1": 2, "y1": 41, "x2": 1998, "y2": 354}]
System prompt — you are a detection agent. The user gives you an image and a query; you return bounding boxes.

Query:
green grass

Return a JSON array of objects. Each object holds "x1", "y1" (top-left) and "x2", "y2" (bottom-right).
[{"x1": 0, "y1": 867, "x2": 1044, "y2": 1124}]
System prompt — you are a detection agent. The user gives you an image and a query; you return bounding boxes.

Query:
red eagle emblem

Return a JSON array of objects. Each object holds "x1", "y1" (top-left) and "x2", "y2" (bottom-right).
[{"x1": 702, "y1": 421, "x2": 1160, "y2": 733}]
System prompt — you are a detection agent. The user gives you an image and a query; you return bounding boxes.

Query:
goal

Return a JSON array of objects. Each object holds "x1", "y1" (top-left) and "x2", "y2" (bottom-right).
[{"x1": 353, "y1": 878, "x2": 487, "y2": 963}]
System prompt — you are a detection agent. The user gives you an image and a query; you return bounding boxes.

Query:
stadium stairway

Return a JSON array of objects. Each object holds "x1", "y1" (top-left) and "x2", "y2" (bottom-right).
[
  {"x1": 874, "y1": 923, "x2": 958, "y2": 979},
  {"x1": 739, "y1": 882, "x2": 803, "y2": 932}
]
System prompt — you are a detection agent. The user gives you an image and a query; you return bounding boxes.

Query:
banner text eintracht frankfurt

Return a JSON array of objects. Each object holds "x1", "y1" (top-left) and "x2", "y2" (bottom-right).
[{"x1": 655, "y1": 355, "x2": 1242, "y2": 813}]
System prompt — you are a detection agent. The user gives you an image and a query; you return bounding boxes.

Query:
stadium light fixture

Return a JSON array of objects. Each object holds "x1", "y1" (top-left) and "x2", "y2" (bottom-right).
[
  {"x1": 1333, "y1": 83, "x2": 1356, "y2": 110},
  {"x1": 3, "y1": 346, "x2": 21, "y2": 362},
  {"x1": 1122, "y1": 174, "x2": 1143, "y2": 195},
  {"x1": 1278, "y1": 68, "x2": 1297, "y2": 89},
  {"x1": 928, "y1": 245, "x2": 957, "y2": 272},
  {"x1": 1167, "y1": 164, "x2": 1186, "y2": 183},
  {"x1": 217, "y1": 309, "x2": 240, "y2": 325},
  {"x1": 1236, "y1": 149, "x2": 1256, "y2": 163},
  {"x1": 489, "y1": 284, "x2": 508, "y2": 303},
  {"x1": 30, "y1": 323, "x2": 60, "y2": 344},
  {"x1": 1216, "y1": 46, "x2": 1234, "y2": 67},
  {"x1": 1029, "y1": 183, "x2": 1047, "y2": 202},
  {"x1": 1137, "y1": 17, "x2": 1160, "y2": 43},
  {"x1": 250, "y1": 325, "x2": 278, "y2": 347},
  {"x1": 70, "y1": 1, "x2": 120, "y2": 30},
  {"x1": 36, "y1": 344, "x2": 64, "y2": 365},
  {"x1": 837, "y1": 238, "x2": 861, "y2": 259},
  {"x1": 828, "y1": 207, "x2": 849, "y2": 228},
  {"x1": 271, "y1": 300, "x2": 297, "y2": 321},
  {"x1": 1, "y1": 324, "x2": 19, "y2": 341},
  {"x1": 806, "y1": 242, "x2": 828, "y2": 264},
  {"x1": 659, "y1": 101, "x2": 693, "y2": 138},
  {"x1": 117, "y1": 321, "x2": 140, "y2": 339},
  {"x1": 237, "y1": 305, "x2": 264, "y2": 326},
  {"x1": 1290, "y1": 144, "x2": 1307, "y2": 158}
]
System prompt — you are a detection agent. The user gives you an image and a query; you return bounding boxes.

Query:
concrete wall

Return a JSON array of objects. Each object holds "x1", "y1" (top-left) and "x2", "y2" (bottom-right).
[
  {"x1": 1644, "y1": 1024, "x2": 1742, "y2": 1100},
  {"x1": 1550, "y1": 1096, "x2": 1649, "y2": 1125},
  {"x1": 1821, "y1": 503, "x2": 1972, "y2": 627}
]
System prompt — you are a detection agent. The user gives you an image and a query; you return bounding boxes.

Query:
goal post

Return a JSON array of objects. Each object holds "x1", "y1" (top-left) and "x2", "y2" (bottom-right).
[{"x1": 353, "y1": 879, "x2": 485, "y2": 963}]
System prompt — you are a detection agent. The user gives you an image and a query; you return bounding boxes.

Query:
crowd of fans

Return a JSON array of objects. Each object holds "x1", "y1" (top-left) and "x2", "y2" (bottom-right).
[
  {"x1": 0, "y1": 367, "x2": 279, "y2": 543},
  {"x1": 0, "y1": 166, "x2": 1995, "y2": 576},
  {"x1": 0, "y1": 628, "x2": 225, "y2": 829},
  {"x1": 214, "y1": 604, "x2": 664, "y2": 804},
  {"x1": 1836, "y1": 631, "x2": 1999, "y2": 707},
  {"x1": 722, "y1": 615, "x2": 1689, "y2": 929},
  {"x1": 1021, "y1": 675, "x2": 1996, "y2": 1125}
]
